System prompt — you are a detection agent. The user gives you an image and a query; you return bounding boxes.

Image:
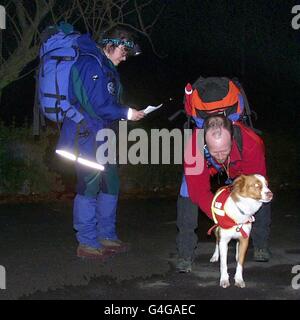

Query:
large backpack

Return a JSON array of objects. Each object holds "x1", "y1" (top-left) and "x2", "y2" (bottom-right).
[
  {"x1": 184, "y1": 76, "x2": 251, "y2": 129},
  {"x1": 37, "y1": 22, "x2": 101, "y2": 124},
  {"x1": 182, "y1": 76, "x2": 262, "y2": 184}
]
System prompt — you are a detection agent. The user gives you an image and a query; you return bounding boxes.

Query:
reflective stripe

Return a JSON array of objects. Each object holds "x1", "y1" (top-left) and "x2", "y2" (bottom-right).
[{"x1": 55, "y1": 149, "x2": 105, "y2": 171}]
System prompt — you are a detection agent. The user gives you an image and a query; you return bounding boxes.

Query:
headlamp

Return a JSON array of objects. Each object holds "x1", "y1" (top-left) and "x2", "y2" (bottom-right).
[
  {"x1": 101, "y1": 38, "x2": 134, "y2": 49},
  {"x1": 100, "y1": 38, "x2": 141, "y2": 56}
]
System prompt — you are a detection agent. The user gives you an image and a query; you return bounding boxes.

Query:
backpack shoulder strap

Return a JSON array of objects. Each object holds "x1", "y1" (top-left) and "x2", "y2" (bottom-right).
[
  {"x1": 232, "y1": 78, "x2": 254, "y2": 129},
  {"x1": 80, "y1": 52, "x2": 103, "y2": 68},
  {"x1": 233, "y1": 121, "x2": 264, "y2": 155},
  {"x1": 233, "y1": 123, "x2": 243, "y2": 155}
]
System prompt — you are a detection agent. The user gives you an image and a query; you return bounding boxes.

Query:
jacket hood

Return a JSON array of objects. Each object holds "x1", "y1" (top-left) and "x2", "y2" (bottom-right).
[{"x1": 77, "y1": 33, "x2": 106, "y2": 63}]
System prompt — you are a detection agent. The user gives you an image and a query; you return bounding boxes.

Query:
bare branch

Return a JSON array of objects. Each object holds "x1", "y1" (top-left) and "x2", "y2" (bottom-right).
[
  {"x1": 14, "y1": 1, "x2": 28, "y2": 30},
  {"x1": 5, "y1": 9, "x2": 22, "y2": 42},
  {"x1": 146, "y1": 4, "x2": 166, "y2": 33},
  {"x1": 118, "y1": 22, "x2": 166, "y2": 58},
  {"x1": 63, "y1": 0, "x2": 78, "y2": 21},
  {"x1": 0, "y1": 0, "x2": 166, "y2": 92},
  {"x1": 123, "y1": 0, "x2": 154, "y2": 19},
  {"x1": 15, "y1": 67, "x2": 36, "y2": 82},
  {"x1": 134, "y1": 0, "x2": 145, "y2": 31},
  {"x1": 17, "y1": 1, "x2": 38, "y2": 31},
  {"x1": 97, "y1": 4, "x2": 114, "y2": 35},
  {"x1": 92, "y1": 0, "x2": 97, "y2": 33},
  {"x1": 75, "y1": 0, "x2": 91, "y2": 33}
]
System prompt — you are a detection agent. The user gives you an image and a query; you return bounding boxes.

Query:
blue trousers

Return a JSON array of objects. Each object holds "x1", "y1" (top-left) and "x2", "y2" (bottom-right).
[
  {"x1": 57, "y1": 118, "x2": 121, "y2": 248},
  {"x1": 73, "y1": 163, "x2": 120, "y2": 248},
  {"x1": 73, "y1": 192, "x2": 118, "y2": 248}
]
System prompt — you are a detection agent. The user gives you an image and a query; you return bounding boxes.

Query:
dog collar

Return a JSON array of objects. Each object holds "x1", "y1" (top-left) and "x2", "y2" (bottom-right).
[{"x1": 236, "y1": 205, "x2": 247, "y2": 216}]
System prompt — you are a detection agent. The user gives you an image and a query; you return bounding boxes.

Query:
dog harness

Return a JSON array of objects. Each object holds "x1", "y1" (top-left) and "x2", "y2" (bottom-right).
[{"x1": 207, "y1": 186, "x2": 253, "y2": 238}]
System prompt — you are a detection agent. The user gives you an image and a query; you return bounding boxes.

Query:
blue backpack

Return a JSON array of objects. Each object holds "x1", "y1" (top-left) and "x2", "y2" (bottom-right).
[{"x1": 38, "y1": 22, "x2": 101, "y2": 124}]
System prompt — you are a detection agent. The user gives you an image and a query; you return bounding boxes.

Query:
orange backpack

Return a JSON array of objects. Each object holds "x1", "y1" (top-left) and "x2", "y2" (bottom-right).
[{"x1": 184, "y1": 77, "x2": 245, "y2": 128}]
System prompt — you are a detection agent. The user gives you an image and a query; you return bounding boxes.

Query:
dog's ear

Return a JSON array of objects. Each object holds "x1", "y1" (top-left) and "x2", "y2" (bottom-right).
[{"x1": 232, "y1": 175, "x2": 247, "y2": 193}]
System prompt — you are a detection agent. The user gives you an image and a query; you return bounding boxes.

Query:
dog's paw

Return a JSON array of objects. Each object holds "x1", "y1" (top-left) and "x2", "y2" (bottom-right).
[
  {"x1": 234, "y1": 279, "x2": 246, "y2": 288},
  {"x1": 210, "y1": 254, "x2": 219, "y2": 262},
  {"x1": 220, "y1": 279, "x2": 230, "y2": 288}
]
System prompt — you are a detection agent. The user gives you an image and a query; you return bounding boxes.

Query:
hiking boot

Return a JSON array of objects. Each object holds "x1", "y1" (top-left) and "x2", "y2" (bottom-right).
[
  {"x1": 100, "y1": 239, "x2": 130, "y2": 254},
  {"x1": 176, "y1": 258, "x2": 193, "y2": 273},
  {"x1": 253, "y1": 248, "x2": 271, "y2": 262},
  {"x1": 77, "y1": 244, "x2": 114, "y2": 260}
]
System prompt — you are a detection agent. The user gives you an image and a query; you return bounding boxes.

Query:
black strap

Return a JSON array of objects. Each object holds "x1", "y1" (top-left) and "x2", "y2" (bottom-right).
[
  {"x1": 232, "y1": 78, "x2": 255, "y2": 129},
  {"x1": 63, "y1": 31, "x2": 81, "y2": 39},
  {"x1": 74, "y1": 122, "x2": 86, "y2": 159},
  {"x1": 43, "y1": 93, "x2": 66, "y2": 100},
  {"x1": 33, "y1": 69, "x2": 42, "y2": 136},
  {"x1": 54, "y1": 101, "x2": 61, "y2": 131},
  {"x1": 51, "y1": 55, "x2": 76, "y2": 62},
  {"x1": 44, "y1": 107, "x2": 61, "y2": 113},
  {"x1": 54, "y1": 60, "x2": 62, "y2": 114},
  {"x1": 52, "y1": 60, "x2": 62, "y2": 131},
  {"x1": 233, "y1": 124, "x2": 243, "y2": 156}
]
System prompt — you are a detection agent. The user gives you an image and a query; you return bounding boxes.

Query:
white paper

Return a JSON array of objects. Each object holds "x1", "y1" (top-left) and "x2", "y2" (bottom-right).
[{"x1": 142, "y1": 103, "x2": 163, "y2": 114}]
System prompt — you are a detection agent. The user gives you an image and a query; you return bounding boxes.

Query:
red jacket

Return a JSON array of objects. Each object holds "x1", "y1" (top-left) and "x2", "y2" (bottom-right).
[{"x1": 184, "y1": 123, "x2": 266, "y2": 219}]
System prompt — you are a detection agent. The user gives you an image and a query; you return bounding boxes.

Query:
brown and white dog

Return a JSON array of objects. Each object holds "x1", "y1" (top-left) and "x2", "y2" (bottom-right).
[{"x1": 208, "y1": 174, "x2": 273, "y2": 288}]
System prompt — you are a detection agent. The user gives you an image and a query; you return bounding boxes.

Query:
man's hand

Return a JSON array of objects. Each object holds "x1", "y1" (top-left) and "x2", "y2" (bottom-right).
[{"x1": 129, "y1": 108, "x2": 145, "y2": 121}]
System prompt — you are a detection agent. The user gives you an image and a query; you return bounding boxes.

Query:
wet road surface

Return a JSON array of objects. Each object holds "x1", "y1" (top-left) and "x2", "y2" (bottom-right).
[{"x1": 0, "y1": 190, "x2": 299, "y2": 300}]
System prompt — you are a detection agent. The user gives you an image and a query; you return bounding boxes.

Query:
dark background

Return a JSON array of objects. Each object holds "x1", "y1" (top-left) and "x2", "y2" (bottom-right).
[
  {"x1": 0, "y1": 2, "x2": 299, "y2": 300},
  {"x1": 1, "y1": 0, "x2": 300, "y2": 133}
]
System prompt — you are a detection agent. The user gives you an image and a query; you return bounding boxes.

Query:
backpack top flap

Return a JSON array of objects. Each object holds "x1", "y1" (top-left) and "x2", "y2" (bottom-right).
[
  {"x1": 184, "y1": 77, "x2": 245, "y2": 128},
  {"x1": 191, "y1": 77, "x2": 240, "y2": 112}
]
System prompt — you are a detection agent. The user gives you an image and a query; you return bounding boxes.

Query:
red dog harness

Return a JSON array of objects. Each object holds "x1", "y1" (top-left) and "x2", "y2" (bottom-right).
[{"x1": 207, "y1": 186, "x2": 252, "y2": 238}]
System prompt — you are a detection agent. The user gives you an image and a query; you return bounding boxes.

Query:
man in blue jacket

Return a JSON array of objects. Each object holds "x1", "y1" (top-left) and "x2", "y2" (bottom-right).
[{"x1": 58, "y1": 26, "x2": 144, "y2": 259}]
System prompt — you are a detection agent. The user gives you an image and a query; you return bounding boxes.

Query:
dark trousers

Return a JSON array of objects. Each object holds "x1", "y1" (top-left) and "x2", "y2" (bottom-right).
[{"x1": 176, "y1": 196, "x2": 272, "y2": 259}]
